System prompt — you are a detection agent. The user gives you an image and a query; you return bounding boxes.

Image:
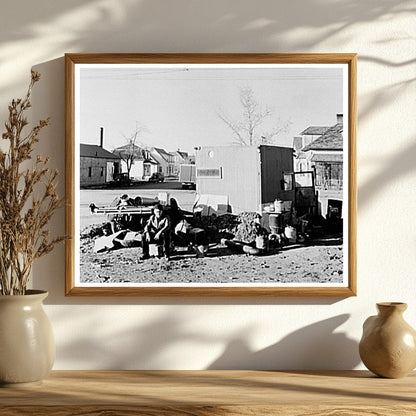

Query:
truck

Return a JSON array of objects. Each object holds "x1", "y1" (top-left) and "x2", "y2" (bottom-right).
[{"x1": 179, "y1": 164, "x2": 196, "y2": 189}]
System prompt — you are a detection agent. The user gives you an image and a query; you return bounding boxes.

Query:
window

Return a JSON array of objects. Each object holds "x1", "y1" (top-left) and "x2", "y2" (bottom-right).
[
  {"x1": 100, "y1": 167, "x2": 104, "y2": 176},
  {"x1": 294, "y1": 172, "x2": 313, "y2": 187},
  {"x1": 315, "y1": 163, "x2": 343, "y2": 190},
  {"x1": 88, "y1": 167, "x2": 92, "y2": 177}
]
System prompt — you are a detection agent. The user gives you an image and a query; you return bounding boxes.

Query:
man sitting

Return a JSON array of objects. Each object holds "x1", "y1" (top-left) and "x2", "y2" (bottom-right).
[
  {"x1": 140, "y1": 203, "x2": 171, "y2": 260},
  {"x1": 109, "y1": 194, "x2": 135, "y2": 233}
]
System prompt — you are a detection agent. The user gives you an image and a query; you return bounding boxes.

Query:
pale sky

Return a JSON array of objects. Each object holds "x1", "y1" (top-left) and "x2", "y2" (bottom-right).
[{"x1": 78, "y1": 64, "x2": 345, "y2": 154}]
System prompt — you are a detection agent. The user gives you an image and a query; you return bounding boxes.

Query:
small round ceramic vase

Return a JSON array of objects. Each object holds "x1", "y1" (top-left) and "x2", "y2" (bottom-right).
[
  {"x1": 0, "y1": 290, "x2": 55, "y2": 387},
  {"x1": 359, "y1": 302, "x2": 416, "y2": 378}
]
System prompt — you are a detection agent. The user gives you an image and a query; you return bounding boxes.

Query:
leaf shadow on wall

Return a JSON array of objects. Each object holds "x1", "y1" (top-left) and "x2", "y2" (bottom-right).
[
  {"x1": 358, "y1": 138, "x2": 416, "y2": 210},
  {"x1": 30, "y1": 53, "x2": 416, "y2": 304},
  {"x1": 207, "y1": 314, "x2": 360, "y2": 370},
  {"x1": 27, "y1": 0, "x2": 416, "y2": 301},
  {"x1": 52, "y1": 307, "x2": 359, "y2": 370},
  {"x1": 0, "y1": 0, "x2": 414, "y2": 96}
]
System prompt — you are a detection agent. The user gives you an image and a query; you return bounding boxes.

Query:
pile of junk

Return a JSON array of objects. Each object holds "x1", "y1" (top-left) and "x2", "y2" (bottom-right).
[
  {"x1": 83, "y1": 192, "x2": 342, "y2": 259},
  {"x1": 86, "y1": 193, "x2": 208, "y2": 258}
]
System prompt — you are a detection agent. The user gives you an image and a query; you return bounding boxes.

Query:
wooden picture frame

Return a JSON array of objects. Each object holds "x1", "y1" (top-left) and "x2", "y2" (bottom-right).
[{"x1": 65, "y1": 53, "x2": 356, "y2": 296}]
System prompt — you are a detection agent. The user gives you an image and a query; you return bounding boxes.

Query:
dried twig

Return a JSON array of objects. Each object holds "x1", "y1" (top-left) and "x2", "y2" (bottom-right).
[{"x1": 0, "y1": 71, "x2": 65, "y2": 295}]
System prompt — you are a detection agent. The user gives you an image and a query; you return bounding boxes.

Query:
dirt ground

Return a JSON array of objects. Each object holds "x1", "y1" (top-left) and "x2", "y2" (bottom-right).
[{"x1": 79, "y1": 234, "x2": 343, "y2": 285}]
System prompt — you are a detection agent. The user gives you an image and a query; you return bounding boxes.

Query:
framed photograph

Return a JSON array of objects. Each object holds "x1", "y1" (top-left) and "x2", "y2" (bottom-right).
[{"x1": 65, "y1": 53, "x2": 356, "y2": 296}]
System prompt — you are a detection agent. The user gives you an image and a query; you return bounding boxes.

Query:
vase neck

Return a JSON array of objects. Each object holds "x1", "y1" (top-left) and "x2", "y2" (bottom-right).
[{"x1": 377, "y1": 302, "x2": 407, "y2": 316}]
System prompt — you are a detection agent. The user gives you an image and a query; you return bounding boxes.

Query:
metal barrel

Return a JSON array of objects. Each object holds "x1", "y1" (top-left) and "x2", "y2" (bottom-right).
[{"x1": 134, "y1": 196, "x2": 158, "y2": 206}]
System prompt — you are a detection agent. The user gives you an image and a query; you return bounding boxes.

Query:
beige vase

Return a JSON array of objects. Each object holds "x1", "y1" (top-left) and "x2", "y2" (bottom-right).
[
  {"x1": 0, "y1": 290, "x2": 55, "y2": 387},
  {"x1": 359, "y1": 302, "x2": 416, "y2": 378}
]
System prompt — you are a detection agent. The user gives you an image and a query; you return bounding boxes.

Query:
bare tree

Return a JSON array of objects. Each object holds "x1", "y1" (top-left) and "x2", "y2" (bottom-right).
[
  {"x1": 218, "y1": 86, "x2": 290, "y2": 146},
  {"x1": 113, "y1": 123, "x2": 148, "y2": 180}
]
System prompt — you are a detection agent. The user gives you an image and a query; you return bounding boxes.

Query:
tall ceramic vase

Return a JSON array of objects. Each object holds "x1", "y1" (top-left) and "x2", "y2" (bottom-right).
[
  {"x1": 359, "y1": 302, "x2": 416, "y2": 378},
  {"x1": 0, "y1": 290, "x2": 55, "y2": 387}
]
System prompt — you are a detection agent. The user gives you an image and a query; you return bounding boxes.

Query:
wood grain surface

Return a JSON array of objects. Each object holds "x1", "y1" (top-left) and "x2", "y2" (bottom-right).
[{"x1": 1, "y1": 370, "x2": 415, "y2": 415}]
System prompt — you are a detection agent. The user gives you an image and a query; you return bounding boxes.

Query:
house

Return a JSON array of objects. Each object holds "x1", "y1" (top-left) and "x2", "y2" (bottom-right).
[
  {"x1": 80, "y1": 144, "x2": 120, "y2": 187},
  {"x1": 294, "y1": 114, "x2": 344, "y2": 217},
  {"x1": 113, "y1": 143, "x2": 159, "y2": 181},
  {"x1": 173, "y1": 150, "x2": 189, "y2": 163},
  {"x1": 172, "y1": 149, "x2": 193, "y2": 176},
  {"x1": 150, "y1": 147, "x2": 176, "y2": 177},
  {"x1": 142, "y1": 156, "x2": 160, "y2": 180},
  {"x1": 293, "y1": 126, "x2": 331, "y2": 172}
]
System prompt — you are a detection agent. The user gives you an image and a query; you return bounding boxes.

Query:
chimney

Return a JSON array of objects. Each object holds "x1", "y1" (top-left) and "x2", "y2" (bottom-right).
[
  {"x1": 293, "y1": 136, "x2": 303, "y2": 151},
  {"x1": 337, "y1": 114, "x2": 343, "y2": 124},
  {"x1": 100, "y1": 127, "x2": 104, "y2": 148}
]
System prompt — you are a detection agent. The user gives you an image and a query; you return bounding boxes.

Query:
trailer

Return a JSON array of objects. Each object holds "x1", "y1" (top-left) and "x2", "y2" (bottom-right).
[
  {"x1": 179, "y1": 164, "x2": 196, "y2": 189},
  {"x1": 195, "y1": 145, "x2": 295, "y2": 214}
]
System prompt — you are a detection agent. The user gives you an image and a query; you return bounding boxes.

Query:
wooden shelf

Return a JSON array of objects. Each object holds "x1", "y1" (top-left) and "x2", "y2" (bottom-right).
[{"x1": 1, "y1": 370, "x2": 415, "y2": 415}]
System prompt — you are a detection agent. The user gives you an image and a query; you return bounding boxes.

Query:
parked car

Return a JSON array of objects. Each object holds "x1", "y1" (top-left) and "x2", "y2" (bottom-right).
[
  {"x1": 112, "y1": 172, "x2": 131, "y2": 185},
  {"x1": 148, "y1": 172, "x2": 165, "y2": 183}
]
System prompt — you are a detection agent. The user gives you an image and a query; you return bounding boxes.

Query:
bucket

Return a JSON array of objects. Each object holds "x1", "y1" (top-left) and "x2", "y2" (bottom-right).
[
  {"x1": 269, "y1": 214, "x2": 280, "y2": 234},
  {"x1": 274, "y1": 199, "x2": 284, "y2": 214},
  {"x1": 284, "y1": 226, "x2": 297, "y2": 243},
  {"x1": 195, "y1": 245, "x2": 205, "y2": 258},
  {"x1": 255, "y1": 236, "x2": 267, "y2": 250},
  {"x1": 149, "y1": 244, "x2": 163, "y2": 257},
  {"x1": 269, "y1": 214, "x2": 279, "y2": 227}
]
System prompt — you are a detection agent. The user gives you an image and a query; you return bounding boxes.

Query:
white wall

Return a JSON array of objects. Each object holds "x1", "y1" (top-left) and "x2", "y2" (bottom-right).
[{"x1": 1, "y1": 0, "x2": 415, "y2": 370}]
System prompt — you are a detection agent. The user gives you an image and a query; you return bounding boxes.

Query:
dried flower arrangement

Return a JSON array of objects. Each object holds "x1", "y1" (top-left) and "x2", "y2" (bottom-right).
[{"x1": 0, "y1": 71, "x2": 65, "y2": 295}]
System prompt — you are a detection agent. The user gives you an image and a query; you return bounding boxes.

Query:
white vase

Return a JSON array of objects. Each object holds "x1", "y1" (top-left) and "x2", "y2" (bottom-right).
[{"x1": 0, "y1": 290, "x2": 55, "y2": 387}]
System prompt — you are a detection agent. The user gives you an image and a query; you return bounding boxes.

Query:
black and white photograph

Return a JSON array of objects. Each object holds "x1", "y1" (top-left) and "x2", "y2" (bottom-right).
[{"x1": 66, "y1": 54, "x2": 356, "y2": 295}]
